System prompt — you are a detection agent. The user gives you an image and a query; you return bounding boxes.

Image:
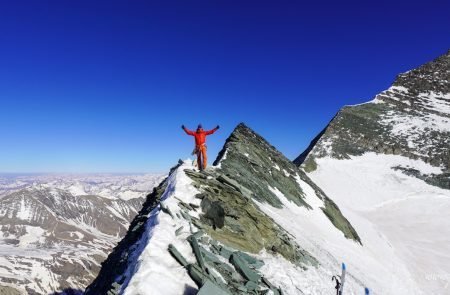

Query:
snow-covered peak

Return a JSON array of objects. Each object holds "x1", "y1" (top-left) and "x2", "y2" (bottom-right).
[
  {"x1": 87, "y1": 124, "x2": 389, "y2": 295},
  {"x1": 295, "y1": 49, "x2": 450, "y2": 294},
  {"x1": 296, "y1": 50, "x2": 450, "y2": 190}
]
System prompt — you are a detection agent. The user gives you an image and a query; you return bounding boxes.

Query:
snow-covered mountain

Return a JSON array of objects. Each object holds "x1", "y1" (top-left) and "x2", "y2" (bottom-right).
[
  {"x1": 0, "y1": 174, "x2": 164, "y2": 294},
  {"x1": 296, "y1": 50, "x2": 449, "y2": 188},
  {"x1": 85, "y1": 50, "x2": 449, "y2": 295},
  {"x1": 0, "y1": 174, "x2": 163, "y2": 200},
  {"x1": 296, "y1": 50, "x2": 450, "y2": 294},
  {"x1": 86, "y1": 124, "x2": 377, "y2": 295}
]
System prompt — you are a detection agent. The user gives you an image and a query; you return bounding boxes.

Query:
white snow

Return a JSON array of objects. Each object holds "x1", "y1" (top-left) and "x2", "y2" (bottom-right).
[
  {"x1": 243, "y1": 152, "x2": 450, "y2": 294},
  {"x1": 383, "y1": 111, "x2": 450, "y2": 136},
  {"x1": 379, "y1": 107, "x2": 450, "y2": 153},
  {"x1": 390, "y1": 85, "x2": 409, "y2": 93},
  {"x1": 346, "y1": 85, "x2": 412, "y2": 107},
  {"x1": 0, "y1": 173, "x2": 165, "y2": 200},
  {"x1": 419, "y1": 91, "x2": 450, "y2": 115},
  {"x1": 100, "y1": 150, "x2": 450, "y2": 294},
  {"x1": 254, "y1": 179, "x2": 406, "y2": 295},
  {"x1": 16, "y1": 196, "x2": 30, "y2": 221},
  {"x1": 123, "y1": 161, "x2": 200, "y2": 295},
  {"x1": 308, "y1": 153, "x2": 450, "y2": 294},
  {"x1": 120, "y1": 154, "x2": 449, "y2": 294},
  {"x1": 19, "y1": 226, "x2": 46, "y2": 247},
  {"x1": 0, "y1": 173, "x2": 165, "y2": 294}
]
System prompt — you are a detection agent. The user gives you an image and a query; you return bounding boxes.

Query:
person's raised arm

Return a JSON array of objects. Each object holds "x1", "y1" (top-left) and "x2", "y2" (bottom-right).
[
  {"x1": 205, "y1": 125, "x2": 220, "y2": 135},
  {"x1": 182, "y1": 125, "x2": 195, "y2": 136}
]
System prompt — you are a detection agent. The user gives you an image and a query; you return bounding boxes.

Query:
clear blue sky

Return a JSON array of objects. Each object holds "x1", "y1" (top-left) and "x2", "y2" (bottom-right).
[{"x1": 0, "y1": 1, "x2": 449, "y2": 173}]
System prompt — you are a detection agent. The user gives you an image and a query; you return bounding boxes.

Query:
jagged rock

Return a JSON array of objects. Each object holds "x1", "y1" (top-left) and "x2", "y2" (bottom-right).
[
  {"x1": 200, "y1": 198, "x2": 225, "y2": 229},
  {"x1": 188, "y1": 235, "x2": 207, "y2": 270},
  {"x1": 392, "y1": 166, "x2": 450, "y2": 189},
  {"x1": 230, "y1": 253, "x2": 261, "y2": 283},
  {"x1": 218, "y1": 245, "x2": 234, "y2": 260},
  {"x1": 187, "y1": 264, "x2": 210, "y2": 286},
  {"x1": 86, "y1": 121, "x2": 369, "y2": 294},
  {"x1": 175, "y1": 226, "x2": 184, "y2": 236},
  {"x1": 210, "y1": 124, "x2": 361, "y2": 244},
  {"x1": 234, "y1": 251, "x2": 264, "y2": 270},
  {"x1": 185, "y1": 168, "x2": 319, "y2": 266},
  {"x1": 195, "y1": 193, "x2": 207, "y2": 199},
  {"x1": 245, "y1": 280, "x2": 259, "y2": 291},
  {"x1": 180, "y1": 210, "x2": 192, "y2": 221},
  {"x1": 213, "y1": 124, "x2": 309, "y2": 209},
  {"x1": 197, "y1": 280, "x2": 230, "y2": 295},
  {"x1": 160, "y1": 203, "x2": 174, "y2": 218},
  {"x1": 199, "y1": 246, "x2": 222, "y2": 264},
  {"x1": 168, "y1": 244, "x2": 189, "y2": 267}
]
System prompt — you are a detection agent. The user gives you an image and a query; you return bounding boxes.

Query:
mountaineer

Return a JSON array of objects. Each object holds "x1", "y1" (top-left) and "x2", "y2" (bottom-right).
[{"x1": 182, "y1": 124, "x2": 219, "y2": 171}]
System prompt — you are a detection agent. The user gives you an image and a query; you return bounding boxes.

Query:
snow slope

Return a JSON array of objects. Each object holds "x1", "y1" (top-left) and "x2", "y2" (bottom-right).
[
  {"x1": 309, "y1": 153, "x2": 450, "y2": 294},
  {"x1": 294, "y1": 50, "x2": 450, "y2": 294},
  {"x1": 100, "y1": 160, "x2": 420, "y2": 295},
  {"x1": 87, "y1": 120, "x2": 449, "y2": 295},
  {"x1": 122, "y1": 161, "x2": 199, "y2": 295}
]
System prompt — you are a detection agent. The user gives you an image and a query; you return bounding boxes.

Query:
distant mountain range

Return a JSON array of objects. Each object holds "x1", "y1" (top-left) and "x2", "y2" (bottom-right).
[{"x1": 0, "y1": 174, "x2": 164, "y2": 294}]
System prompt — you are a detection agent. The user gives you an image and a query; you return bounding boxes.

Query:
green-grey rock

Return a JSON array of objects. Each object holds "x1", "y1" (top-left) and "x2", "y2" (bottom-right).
[
  {"x1": 197, "y1": 280, "x2": 231, "y2": 295},
  {"x1": 188, "y1": 236, "x2": 206, "y2": 270},
  {"x1": 168, "y1": 244, "x2": 189, "y2": 267},
  {"x1": 230, "y1": 253, "x2": 261, "y2": 283},
  {"x1": 212, "y1": 123, "x2": 361, "y2": 244},
  {"x1": 175, "y1": 226, "x2": 184, "y2": 236}
]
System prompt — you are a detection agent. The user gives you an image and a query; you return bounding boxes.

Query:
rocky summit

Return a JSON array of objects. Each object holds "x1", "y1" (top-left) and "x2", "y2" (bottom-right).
[
  {"x1": 296, "y1": 50, "x2": 450, "y2": 189},
  {"x1": 85, "y1": 123, "x2": 366, "y2": 295},
  {"x1": 83, "y1": 51, "x2": 450, "y2": 295},
  {"x1": 213, "y1": 123, "x2": 360, "y2": 243}
]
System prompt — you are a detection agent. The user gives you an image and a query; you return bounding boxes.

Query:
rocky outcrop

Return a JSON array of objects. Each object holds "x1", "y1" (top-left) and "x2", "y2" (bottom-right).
[
  {"x1": 86, "y1": 123, "x2": 362, "y2": 294},
  {"x1": 295, "y1": 50, "x2": 450, "y2": 189},
  {"x1": 214, "y1": 123, "x2": 361, "y2": 243},
  {"x1": 185, "y1": 169, "x2": 317, "y2": 266}
]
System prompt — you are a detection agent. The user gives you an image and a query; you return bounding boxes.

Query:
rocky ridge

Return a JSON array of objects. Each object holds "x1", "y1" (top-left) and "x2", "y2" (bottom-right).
[
  {"x1": 85, "y1": 123, "x2": 360, "y2": 295},
  {"x1": 295, "y1": 50, "x2": 450, "y2": 189}
]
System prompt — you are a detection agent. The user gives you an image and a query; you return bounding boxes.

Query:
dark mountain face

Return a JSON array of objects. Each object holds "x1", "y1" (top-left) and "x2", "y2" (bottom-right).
[{"x1": 295, "y1": 50, "x2": 450, "y2": 189}]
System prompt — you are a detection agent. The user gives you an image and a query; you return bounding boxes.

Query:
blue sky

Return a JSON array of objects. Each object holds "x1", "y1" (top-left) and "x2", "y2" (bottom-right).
[{"x1": 0, "y1": 1, "x2": 449, "y2": 173}]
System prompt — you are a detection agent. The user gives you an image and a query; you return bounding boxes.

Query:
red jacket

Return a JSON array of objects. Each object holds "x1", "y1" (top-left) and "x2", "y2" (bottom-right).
[{"x1": 183, "y1": 127, "x2": 218, "y2": 146}]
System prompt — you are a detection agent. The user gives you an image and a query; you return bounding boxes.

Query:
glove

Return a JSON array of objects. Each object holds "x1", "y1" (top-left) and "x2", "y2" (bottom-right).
[
  {"x1": 216, "y1": 125, "x2": 220, "y2": 129},
  {"x1": 181, "y1": 125, "x2": 185, "y2": 130}
]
